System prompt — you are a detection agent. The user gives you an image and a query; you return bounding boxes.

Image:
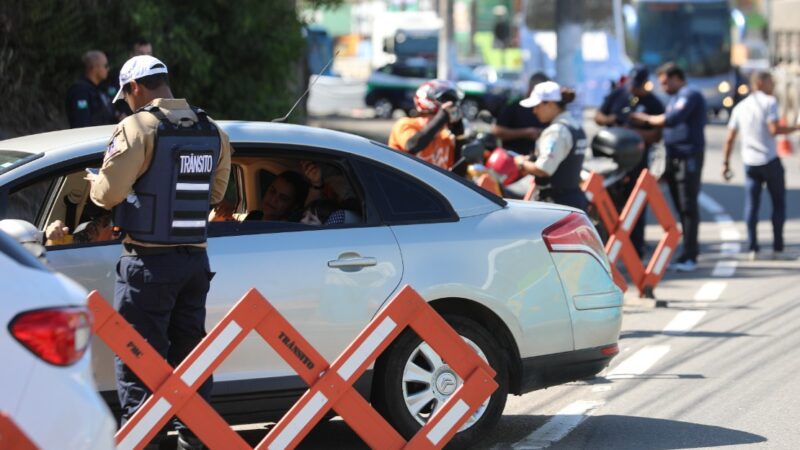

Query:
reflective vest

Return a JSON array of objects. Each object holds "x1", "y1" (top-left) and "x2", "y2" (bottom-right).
[
  {"x1": 114, "y1": 106, "x2": 221, "y2": 244},
  {"x1": 536, "y1": 118, "x2": 587, "y2": 191}
]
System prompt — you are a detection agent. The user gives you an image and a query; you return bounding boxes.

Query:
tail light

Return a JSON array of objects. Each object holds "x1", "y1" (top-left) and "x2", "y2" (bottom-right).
[
  {"x1": 9, "y1": 307, "x2": 92, "y2": 366},
  {"x1": 542, "y1": 212, "x2": 609, "y2": 272}
]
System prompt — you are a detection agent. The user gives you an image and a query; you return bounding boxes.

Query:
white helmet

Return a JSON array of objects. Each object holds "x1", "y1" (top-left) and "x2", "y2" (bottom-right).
[{"x1": 0, "y1": 219, "x2": 46, "y2": 261}]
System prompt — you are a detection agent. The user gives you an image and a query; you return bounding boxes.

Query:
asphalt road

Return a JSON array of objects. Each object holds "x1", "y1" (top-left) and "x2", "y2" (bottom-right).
[{"x1": 193, "y1": 116, "x2": 800, "y2": 449}]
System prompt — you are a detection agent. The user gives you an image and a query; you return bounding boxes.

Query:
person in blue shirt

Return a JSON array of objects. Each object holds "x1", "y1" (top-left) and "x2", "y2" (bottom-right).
[
  {"x1": 631, "y1": 62, "x2": 706, "y2": 272},
  {"x1": 595, "y1": 64, "x2": 665, "y2": 258}
]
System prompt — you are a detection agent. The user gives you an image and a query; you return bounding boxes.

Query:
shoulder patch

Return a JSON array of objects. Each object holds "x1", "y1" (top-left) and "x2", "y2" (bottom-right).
[
  {"x1": 675, "y1": 97, "x2": 687, "y2": 110},
  {"x1": 77, "y1": 99, "x2": 89, "y2": 109},
  {"x1": 104, "y1": 129, "x2": 129, "y2": 160}
]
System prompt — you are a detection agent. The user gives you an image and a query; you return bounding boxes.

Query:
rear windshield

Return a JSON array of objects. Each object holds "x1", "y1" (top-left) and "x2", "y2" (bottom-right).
[{"x1": 0, "y1": 150, "x2": 43, "y2": 176}]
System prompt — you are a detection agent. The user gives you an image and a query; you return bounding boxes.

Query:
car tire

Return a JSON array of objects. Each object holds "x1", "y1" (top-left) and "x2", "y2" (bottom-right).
[
  {"x1": 373, "y1": 315, "x2": 509, "y2": 448},
  {"x1": 373, "y1": 98, "x2": 394, "y2": 119},
  {"x1": 461, "y1": 98, "x2": 481, "y2": 121}
]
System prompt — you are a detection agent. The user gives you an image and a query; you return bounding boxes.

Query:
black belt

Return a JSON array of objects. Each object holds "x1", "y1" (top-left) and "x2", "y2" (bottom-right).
[{"x1": 122, "y1": 243, "x2": 206, "y2": 256}]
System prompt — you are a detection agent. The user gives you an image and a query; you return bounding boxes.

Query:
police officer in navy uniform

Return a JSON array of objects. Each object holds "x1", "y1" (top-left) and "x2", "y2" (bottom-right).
[
  {"x1": 595, "y1": 64, "x2": 665, "y2": 257},
  {"x1": 89, "y1": 55, "x2": 232, "y2": 450},
  {"x1": 65, "y1": 50, "x2": 116, "y2": 128},
  {"x1": 631, "y1": 62, "x2": 707, "y2": 272},
  {"x1": 514, "y1": 81, "x2": 588, "y2": 211}
]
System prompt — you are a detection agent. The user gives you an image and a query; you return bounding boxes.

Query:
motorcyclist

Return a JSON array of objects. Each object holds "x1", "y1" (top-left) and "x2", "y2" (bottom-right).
[
  {"x1": 514, "y1": 81, "x2": 588, "y2": 211},
  {"x1": 388, "y1": 79, "x2": 468, "y2": 175}
]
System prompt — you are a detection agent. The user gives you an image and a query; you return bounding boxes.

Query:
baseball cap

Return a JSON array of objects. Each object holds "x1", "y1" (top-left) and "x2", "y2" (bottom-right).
[
  {"x1": 519, "y1": 81, "x2": 562, "y2": 108},
  {"x1": 629, "y1": 64, "x2": 650, "y2": 88},
  {"x1": 111, "y1": 55, "x2": 169, "y2": 103}
]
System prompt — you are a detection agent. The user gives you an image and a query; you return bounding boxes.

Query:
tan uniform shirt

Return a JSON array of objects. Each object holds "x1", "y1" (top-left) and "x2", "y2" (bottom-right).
[{"x1": 90, "y1": 98, "x2": 232, "y2": 247}]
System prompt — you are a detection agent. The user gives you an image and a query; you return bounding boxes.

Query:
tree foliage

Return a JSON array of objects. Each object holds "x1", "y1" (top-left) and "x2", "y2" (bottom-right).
[{"x1": 0, "y1": 0, "x2": 341, "y2": 138}]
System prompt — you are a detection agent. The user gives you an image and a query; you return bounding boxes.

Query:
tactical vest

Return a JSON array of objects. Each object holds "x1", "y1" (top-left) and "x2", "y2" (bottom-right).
[
  {"x1": 536, "y1": 118, "x2": 587, "y2": 191},
  {"x1": 114, "y1": 106, "x2": 221, "y2": 245}
]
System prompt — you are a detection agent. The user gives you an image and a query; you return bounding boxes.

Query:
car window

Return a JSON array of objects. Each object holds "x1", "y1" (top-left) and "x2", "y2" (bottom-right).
[
  {"x1": 209, "y1": 150, "x2": 369, "y2": 235},
  {"x1": 6, "y1": 178, "x2": 55, "y2": 226},
  {"x1": 0, "y1": 150, "x2": 43, "y2": 176},
  {"x1": 353, "y1": 159, "x2": 455, "y2": 224}
]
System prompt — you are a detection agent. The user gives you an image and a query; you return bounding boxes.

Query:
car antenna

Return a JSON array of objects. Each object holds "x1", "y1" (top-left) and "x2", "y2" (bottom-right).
[{"x1": 272, "y1": 50, "x2": 340, "y2": 123}]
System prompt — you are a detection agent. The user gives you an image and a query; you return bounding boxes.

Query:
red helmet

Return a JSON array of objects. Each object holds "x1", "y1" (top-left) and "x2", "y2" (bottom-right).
[
  {"x1": 414, "y1": 79, "x2": 463, "y2": 115},
  {"x1": 486, "y1": 148, "x2": 521, "y2": 186}
]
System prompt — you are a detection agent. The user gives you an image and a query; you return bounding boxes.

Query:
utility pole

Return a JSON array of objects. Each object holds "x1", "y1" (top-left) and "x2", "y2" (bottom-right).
[
  {"x1": 437, "y1": 0, "x2": 454, "y2": 80},
  {"x1": 555, "y1": 0, "x2": 584, "y2": 114}
]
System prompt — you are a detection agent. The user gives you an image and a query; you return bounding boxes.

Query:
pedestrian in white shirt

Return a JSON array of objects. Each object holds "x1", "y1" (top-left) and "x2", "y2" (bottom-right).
[{"x1": 722, "y1": 70, "x2": 798, "y2": 260}]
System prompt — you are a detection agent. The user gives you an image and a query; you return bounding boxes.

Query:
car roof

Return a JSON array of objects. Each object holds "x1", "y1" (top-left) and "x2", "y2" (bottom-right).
[{"x1": 0, "y1": 121, "x2": 502, "y2": 218}]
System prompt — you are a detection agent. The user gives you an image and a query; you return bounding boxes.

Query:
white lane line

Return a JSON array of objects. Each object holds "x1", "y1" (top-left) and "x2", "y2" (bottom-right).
[
  {"x1": 720, "y1": 228, "x2": 742, "y2": 241},
  {"x1": 711, "y1": 260, "x2": 738, "y2": 277},
  {"x1": 663, "y1": 310, "x2": 707, "y2": 334},
  {"x1": 693, "y1": 281, "x2": 727, "y2": 301},
  {"x1": 511, "y1": 400, "x2": 604, "y2": 449},
  {"x1": 607, "y1": 345, "x2": 671, "y2": 379}
]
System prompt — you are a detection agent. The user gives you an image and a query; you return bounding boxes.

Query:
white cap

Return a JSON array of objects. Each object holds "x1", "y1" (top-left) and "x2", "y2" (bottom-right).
[
  {"x1": 111, "y1": 55, "x2": 169, "y2": 103},
  {"x1": 519, "y1": 81, "x2": 561, "y2": 108}
]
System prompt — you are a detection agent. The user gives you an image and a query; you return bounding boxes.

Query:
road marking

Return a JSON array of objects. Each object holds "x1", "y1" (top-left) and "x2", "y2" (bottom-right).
[
  {"x1": 607, "y1": 345, "x2": 670, "y2": 379},
  {"x1": 693, "y1": 281, "x2": 727, "y2": 301},
  {"x1": 720, "y1": 228, "x2": 742, "y2": 241},
  {"x1": 711, "y1": 260, "x2": 738, "y2": 277},
  {"x1": 663, "y1": 310, "x2": 707, "y2": 334},
  {"x1": 511, "y1": 400, "x2": 604, "y2": 449}
]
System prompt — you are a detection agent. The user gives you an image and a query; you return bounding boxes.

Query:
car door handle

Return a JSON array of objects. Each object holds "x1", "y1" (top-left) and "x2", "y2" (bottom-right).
[{"x1": 327, "y1": 256, "x2": 377, "y2": 269}]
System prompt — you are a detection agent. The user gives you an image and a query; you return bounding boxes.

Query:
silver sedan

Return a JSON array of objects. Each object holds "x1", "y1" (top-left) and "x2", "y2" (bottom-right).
[{"x1": 0, "y1": 122, "x2": 622, "y2": 445}]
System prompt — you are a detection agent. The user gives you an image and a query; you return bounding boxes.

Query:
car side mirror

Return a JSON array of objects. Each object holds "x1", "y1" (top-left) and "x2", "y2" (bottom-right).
[
  {"x1": 0, "y1": 219, "x2": 47, "y2": 261},
  {"x1": 477, "y1": 110, "x2": 494, "y2": 124},
  {"x1": 462, "y1": 141, "x2": 485, "y2": 164}
]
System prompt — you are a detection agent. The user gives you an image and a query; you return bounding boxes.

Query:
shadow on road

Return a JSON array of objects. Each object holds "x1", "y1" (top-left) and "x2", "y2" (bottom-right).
[
  {"x1": 480, "y1": 414, "x2": 766, "y2": 449},
  {"x1": 620, "y1": 329, "x2": 756, "y2": 340}
]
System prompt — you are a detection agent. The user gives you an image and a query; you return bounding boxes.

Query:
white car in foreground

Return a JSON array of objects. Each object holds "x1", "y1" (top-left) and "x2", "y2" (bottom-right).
[
  {"x1": 0, "y1": 122, "x2": 621, "y2": 446},
  {"x1": 0, "y1": 229, "x2": 115, "y2": 450}
]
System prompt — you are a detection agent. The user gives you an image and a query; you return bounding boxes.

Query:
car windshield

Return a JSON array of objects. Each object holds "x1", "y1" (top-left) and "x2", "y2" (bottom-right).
[
  {"x1": 636, "y1": 2, "x2": 732, "y2": 77},
  {"x1": 0, "y1": 150, "x2": 43, "y2": 176}
]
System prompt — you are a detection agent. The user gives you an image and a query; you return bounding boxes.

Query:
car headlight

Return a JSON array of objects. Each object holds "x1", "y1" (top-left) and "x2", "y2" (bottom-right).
[
  {"x1": 738, "y1": 84, "x2": 749, "y2": 95},
  {"x1": 718, "y1": 81, "x2": 731, "y2": 93},
  {"x1": 723, "y1": 96, "x2": 734, "y2": 108}
]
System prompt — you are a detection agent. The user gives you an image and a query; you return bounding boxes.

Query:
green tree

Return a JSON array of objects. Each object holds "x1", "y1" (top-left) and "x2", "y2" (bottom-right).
[{"x1": 0, "y1": 0, "x2": 341, "y2": 137}]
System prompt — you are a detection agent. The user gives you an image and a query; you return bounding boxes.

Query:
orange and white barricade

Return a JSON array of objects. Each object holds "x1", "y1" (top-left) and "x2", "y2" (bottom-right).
[
  {"x1": 89, "y1": 285, "x2": 497, "y2": 450},
  {"x1": 0, "y1": 412, "x2": 39, "y2": 450},
  {"x1": 582, "y1": 169, "x2": 681, "y2": 298}
]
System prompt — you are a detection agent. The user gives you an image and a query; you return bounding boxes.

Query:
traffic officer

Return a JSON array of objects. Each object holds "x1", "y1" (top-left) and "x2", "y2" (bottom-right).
[
  {"x1": 388, "y1": 79, "x2": 468, "y2": 174},
  {"x1": 631, "y1": 62, "x2": 707, "y2": 272},
  {"x1": 514, "y1": 81, "x2": 588, "y2": 211},
  {"x1": 65, "y1": 50, "x2": 116, "y2": 128},
  {"x1": 595, "y1": 64, "x2": 665, "y2": 257},
  {"x1": 88, "y1": 55, "x2": 232, "y2": 450}
]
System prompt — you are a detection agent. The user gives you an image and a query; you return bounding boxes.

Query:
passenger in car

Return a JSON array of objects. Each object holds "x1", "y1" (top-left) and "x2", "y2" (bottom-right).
[
  {"x1": 300, "y1": 199, "x2": 337, "y2": 225},
  {"x1": 245, "y1": 171, "x2": 308, "y2": 221}
]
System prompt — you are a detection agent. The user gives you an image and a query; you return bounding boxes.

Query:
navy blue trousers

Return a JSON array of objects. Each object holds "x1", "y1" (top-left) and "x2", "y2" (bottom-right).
[
  {"x1": 114, "y1": 248, "x2": 213, "y2": 435},
  {"x1": 665, "y1": 152, "x2": 704, "y2": 262},
  {"x1": 744, "y1": 157, "x2": 786, "y2": 252}
]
